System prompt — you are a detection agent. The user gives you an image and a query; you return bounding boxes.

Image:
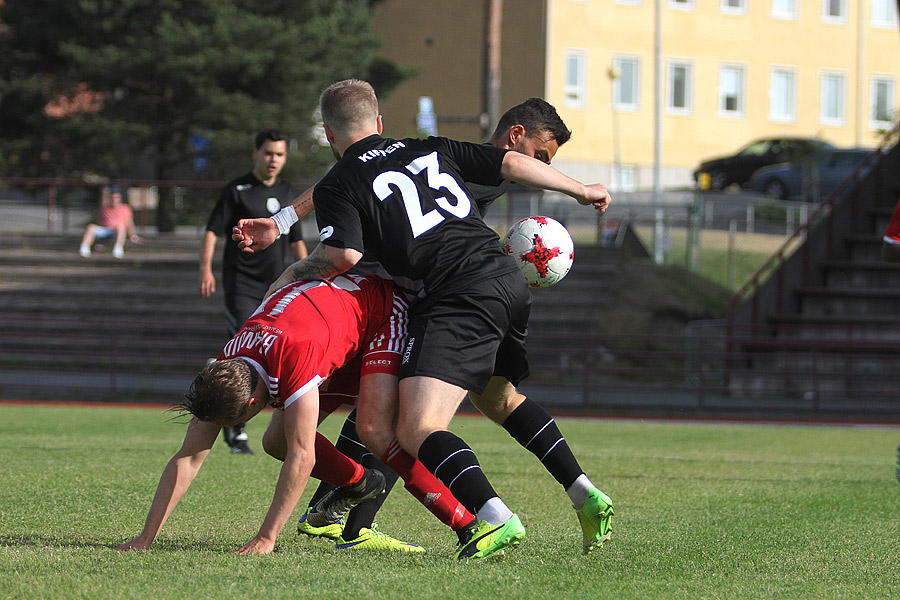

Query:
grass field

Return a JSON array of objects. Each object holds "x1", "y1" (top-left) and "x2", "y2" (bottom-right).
[
  {"x1": 1, "y1": 402, "x2": 897, "y2": 600},
  {"x1": 633, "y1": 225, "x2": 801, "y2": 291}
]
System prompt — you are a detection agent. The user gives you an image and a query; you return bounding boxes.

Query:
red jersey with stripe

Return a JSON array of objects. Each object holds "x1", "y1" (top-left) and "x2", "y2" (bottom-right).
[
  {"x1": 884, "y1": 195, "x2": 900, "y2": 245},
  {"x1": 217, "y1": 274, "x2": 408, "y2": 410}
]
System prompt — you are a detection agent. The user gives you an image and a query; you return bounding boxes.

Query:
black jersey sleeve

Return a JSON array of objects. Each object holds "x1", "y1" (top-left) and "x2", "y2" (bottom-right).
[
  {"x1": 425, "y1": 137, "x2": 509, "y2": 187},
  {"x1": 312, "y1": 177, "x2": 366, "y2": 254}
]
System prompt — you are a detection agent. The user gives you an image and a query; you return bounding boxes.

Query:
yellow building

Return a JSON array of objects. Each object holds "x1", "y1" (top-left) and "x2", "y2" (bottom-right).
[{"x1": 373, "y1": 0, "x2": 899, "y2": 188}]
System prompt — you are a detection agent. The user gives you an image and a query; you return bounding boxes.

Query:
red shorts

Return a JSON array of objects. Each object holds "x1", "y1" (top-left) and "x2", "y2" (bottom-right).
[{"x1": 319, "y1": 302, "x2": 405, "y2": 415}]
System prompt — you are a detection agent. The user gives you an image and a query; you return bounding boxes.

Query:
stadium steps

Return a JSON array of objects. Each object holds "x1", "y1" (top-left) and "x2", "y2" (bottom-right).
[
  {"x1": 0, "y1": 233, "x2": 626, "y2": 402},
  {"x1": 727, "y1": 142, "x2": 900, "y2": 407},
  {"x1": 528, "y1": 246, "x2": 620, "y2": 334},
  {"x1": 524, "y1": 246, "x2": 623, "y2": 378},
  {"x1": 0, "y1": 233, "x2": 224, "y2": 402}
]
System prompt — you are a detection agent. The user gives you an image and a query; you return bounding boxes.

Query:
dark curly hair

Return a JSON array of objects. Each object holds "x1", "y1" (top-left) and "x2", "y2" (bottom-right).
[{"x1": 177, "y1": 359, "x2": 258, "y2": 422}]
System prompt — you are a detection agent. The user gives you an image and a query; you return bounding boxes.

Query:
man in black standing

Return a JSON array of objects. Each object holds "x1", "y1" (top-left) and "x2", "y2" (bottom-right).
[{"x1": 199, "y1": 129, "x2": 308, "y2": 454}]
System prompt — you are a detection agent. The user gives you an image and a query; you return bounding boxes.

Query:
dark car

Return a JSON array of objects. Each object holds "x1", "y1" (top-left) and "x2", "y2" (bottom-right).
[
  {"x1": 694, "y1": 137, "x2": 834, "y2": 190},
  {"x1": 749, "y1": 148, "x2": 874, "y2": 200}
]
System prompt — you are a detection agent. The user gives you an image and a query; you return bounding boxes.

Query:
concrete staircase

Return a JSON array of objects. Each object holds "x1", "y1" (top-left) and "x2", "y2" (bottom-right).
[
  {"x1": 0, "y1": 233, "x2": 224, "y2": 402},
  {"x1": 0, "y1": 233, "x2": 625, "y2": 403},
  {"x1": 727, "y1": 143, "x2": 900, "y2": 415}
]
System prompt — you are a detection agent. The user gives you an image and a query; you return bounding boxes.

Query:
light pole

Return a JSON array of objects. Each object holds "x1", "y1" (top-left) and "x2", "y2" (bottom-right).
[
  {"x1": 652, "y1": 0, "x2": 665, "y2": 265},
  {"x1": 606, "y1": 64, "x2": 622, "y2": 194}
]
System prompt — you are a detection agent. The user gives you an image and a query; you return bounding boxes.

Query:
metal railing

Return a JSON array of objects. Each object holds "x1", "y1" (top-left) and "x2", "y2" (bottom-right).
[{"x1": 726, "y1": 129, "x2": 898, "y2": 336}]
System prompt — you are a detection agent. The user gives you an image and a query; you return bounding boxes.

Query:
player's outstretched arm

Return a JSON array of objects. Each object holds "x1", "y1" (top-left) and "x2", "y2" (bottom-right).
[
  {"x1": 501, "y1": 151, "x2": 611, "y2": 212},
  {"x1": 236, "y1": 391, "x2": 319, "y2": 554},
  {"x1": 265, "y1": 243, "x2": 362, "y2": 297},
  {"x1": 232, "y1": 185, "x2": 316, "y2": 253},
  {"x1": 115, "y1": 419, "x2": 218, "y2": 551}
]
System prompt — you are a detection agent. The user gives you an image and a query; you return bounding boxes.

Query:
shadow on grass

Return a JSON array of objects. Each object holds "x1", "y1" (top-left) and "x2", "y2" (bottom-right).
[{"x1": 0, "y1": 534, "x2": 227, "y2": 552}]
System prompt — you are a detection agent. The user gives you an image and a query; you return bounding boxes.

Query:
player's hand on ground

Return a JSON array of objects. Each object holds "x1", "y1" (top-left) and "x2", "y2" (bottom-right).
[
  {"x1": 236, "y1": 535, "x2": 275, "y2": 555},
  {"x1": 115, "y1": 537, "x2": 152, "y2": 551},
  {"x1": 576, "y1": 183, "x2": 611, "y2": 212},
  {"x1": 232, "y1": 218, "x2": 279, "y2": 254},
  {"x1": 199, "y1": 271, "x2": 216, "y2": 297}
]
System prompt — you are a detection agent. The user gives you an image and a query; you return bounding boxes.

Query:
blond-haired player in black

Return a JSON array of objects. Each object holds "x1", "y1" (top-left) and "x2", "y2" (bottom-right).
[{"x1": 237, "y1": 88, "x2": 613, "y2": 559}]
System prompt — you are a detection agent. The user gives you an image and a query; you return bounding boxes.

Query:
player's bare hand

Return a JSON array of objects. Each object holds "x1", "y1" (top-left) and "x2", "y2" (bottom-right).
[
  {"x1": 232, "y1": 218, "x2": 280, "y2": 254},
  {"x1": 576, "y1": 184, "x2": 611, "y2": 212},
  {"x1": 236, "y1": 535, "x2": 275, "y2": 555},
  {"x1": 116, "y1": 537, "x2": 152, "y2": 551},
  {"x1": 199, "y1": 271, "x2": 216, "y2": 297}
]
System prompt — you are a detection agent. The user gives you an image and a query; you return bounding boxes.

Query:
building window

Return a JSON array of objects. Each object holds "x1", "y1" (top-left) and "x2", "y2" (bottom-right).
[
  {"x1": 769, "y1": 68, "x2": 796, "y2": 123},
  {"x1": 613, "y1": 55, "x2": 640, "y2": 111},
  {"x1": 820, "y1": 72, "x2": 846, "y2": 126},
  {"x1": 721, "y1": 0, "x2": 747, "y2": 14},
  {"x1": 718, "y1": 64, "x2": 745, "y2": 117},
  {"x1": 667, "y1": 60, "x2": 693, "y2": 114},
  {"x1": 871, "y1": 76, "x2": 896, "y2": 127},
  {"x1": 669, "y1": 0, "x2": 695, "y2": 10},
  {"x1": 772, "y1": 0, "x2": 797, "y2": 19},
  {"x1": 822, "y1": 0, "x2": 847, "y2": 22},
  {"x1": 564, "y1": 50, "x2": 586, "y2": 108},
  {"x1": 872, "y1": 0, "x2": 899, "y2": 28},
  {"x1": 615, "y1": 0, "x2": 642, "y2": 5},
  {"x1": 611, "y1": 164, "x2": 637, "y2": 192}
]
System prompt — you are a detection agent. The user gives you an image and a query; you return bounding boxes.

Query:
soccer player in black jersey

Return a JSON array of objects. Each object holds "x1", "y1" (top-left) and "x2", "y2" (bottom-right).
[
  {"x1": 235, "y1": 93, "x2": 614, "y2": 558},
  {"x1": 199, "y1": 130, "x2": 308, "y2": 454},
  {"x1": 253, "y1": 80, "x2": 612, "y2": 559}
]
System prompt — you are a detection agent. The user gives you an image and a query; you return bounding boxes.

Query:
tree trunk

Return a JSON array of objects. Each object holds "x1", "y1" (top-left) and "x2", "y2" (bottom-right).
[{"x1": 156, "y1": 185, "x2": 176, "y2": 233}]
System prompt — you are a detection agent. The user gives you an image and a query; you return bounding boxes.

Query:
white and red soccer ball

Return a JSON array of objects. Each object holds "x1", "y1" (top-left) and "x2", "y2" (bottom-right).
[{"x1": 502, "y1": 216, "x2": 574, "y2": 288}]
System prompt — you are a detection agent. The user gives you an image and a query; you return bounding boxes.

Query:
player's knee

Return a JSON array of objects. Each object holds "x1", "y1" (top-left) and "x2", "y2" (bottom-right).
[
  {"x1": 355, "y1": 418, "x2": 390, "y2": 456},
  {"x1": 261, "y1": 431, "x2": 285, "y2": 461}
]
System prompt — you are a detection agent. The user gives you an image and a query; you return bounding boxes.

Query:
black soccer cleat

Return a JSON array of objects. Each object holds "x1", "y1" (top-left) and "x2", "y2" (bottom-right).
[
  {"x1": 315, "y1": 468, "x2": 386, "y2": 523},
  {"x1": 230, "y1": 440, "x2": 255, "y2": 454}
]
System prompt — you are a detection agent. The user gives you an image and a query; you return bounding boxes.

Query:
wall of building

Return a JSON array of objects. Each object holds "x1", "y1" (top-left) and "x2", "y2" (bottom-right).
[{"x1": 545, "y1": 0, "x2": 899, "y2": 188}]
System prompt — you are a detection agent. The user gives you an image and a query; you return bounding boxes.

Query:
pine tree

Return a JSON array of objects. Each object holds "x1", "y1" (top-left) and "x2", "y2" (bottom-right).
[{"x1": 0, "y1": 0, "x2": 408, "y2": 230}]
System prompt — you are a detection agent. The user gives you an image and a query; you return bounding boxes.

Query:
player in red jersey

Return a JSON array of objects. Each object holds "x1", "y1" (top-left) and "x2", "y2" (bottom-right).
[
  {"x1": 116, "y1": 274, "x2": 474, "y2": 554},
  {"x1": 882, "y1": 195, "x2": 900, "y2": 263},
  {"x1": 881, "y1": 195, "x2": 900, "y2": 482}
]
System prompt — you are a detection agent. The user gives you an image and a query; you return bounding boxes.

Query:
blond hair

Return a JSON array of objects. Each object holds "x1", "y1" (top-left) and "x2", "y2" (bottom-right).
[{"x1": 319, "y1": 79, "x2": 379, "y2": 138}]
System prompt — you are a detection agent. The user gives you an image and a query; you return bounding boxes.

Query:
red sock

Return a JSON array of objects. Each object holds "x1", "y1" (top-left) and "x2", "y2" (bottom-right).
[
  {"x1": 311, "y1": 432, "x2": 364, "y2": 486},
  {"x1": 381, "y1": 439, "x2": 475, "y2": 530}
]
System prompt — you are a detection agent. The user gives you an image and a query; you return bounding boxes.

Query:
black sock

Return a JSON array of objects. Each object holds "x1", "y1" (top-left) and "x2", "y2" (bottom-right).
[
  {"x1": 502, "y1": 398, "x2": 583, "y2": 489},
  {"x1": 342, "y1": 454, "x2": 400, "y2": 540},
  {"x1": 417, "y1": 430, "x2": 497, "y2": 516},
  {"x1": 309, "y1": 409, "x2": 366, "y2": 509}
]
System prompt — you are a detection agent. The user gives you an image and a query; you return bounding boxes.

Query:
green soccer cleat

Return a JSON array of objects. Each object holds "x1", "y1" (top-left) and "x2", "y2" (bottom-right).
[
  {"x1": 454, "y1": 514, "x2": 525, "y2": 560},
  {"x1": 576, "y1": 487, "x2": 614, "y2": 554},
  {"x1": 335, "y1": 524, "x2": 425, "y2": 553},
  {"x1": 297, "y1": 507, "x2": 344, "y2": 540}
]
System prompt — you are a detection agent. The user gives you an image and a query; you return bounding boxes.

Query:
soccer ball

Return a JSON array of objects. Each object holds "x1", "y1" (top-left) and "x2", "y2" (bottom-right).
[{"x1": 502, "y1": 216, "x2": 574, "y2": 288}]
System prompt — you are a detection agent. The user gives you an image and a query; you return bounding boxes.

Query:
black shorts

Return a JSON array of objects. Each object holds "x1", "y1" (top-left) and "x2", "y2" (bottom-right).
[{"x1": 399, "y1": 270, "x2": 532, "y2": 394}]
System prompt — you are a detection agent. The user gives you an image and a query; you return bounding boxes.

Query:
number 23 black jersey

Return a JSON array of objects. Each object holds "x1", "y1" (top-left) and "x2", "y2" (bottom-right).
[{"x1": 313, "y1": 135, "x2": 519, "y2": 296}]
